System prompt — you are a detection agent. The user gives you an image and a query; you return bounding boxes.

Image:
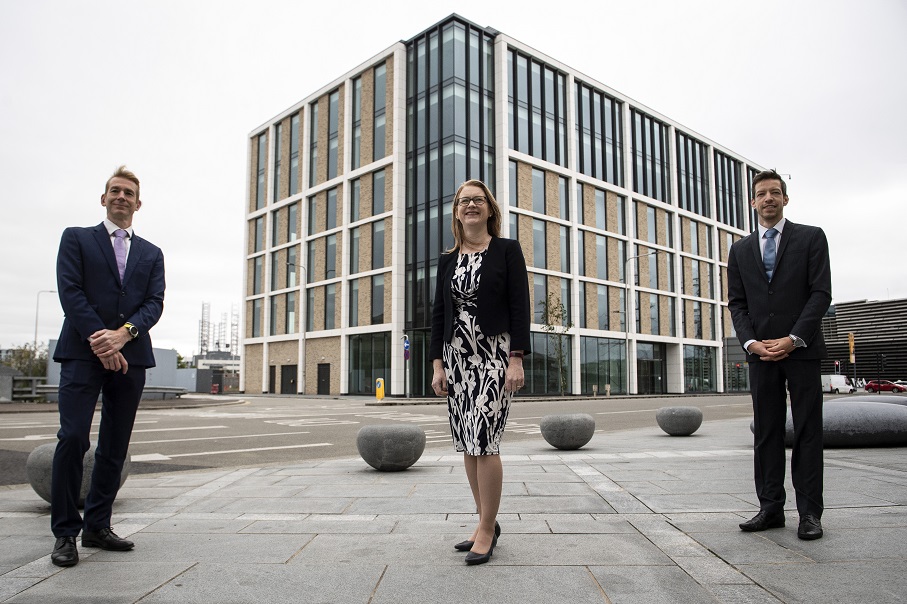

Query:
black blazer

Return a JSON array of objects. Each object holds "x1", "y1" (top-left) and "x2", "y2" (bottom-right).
[
  {"x1": 54, "y1": 223, "x2": 166, "y2": 367},
  {"x1": 727, "y1": 220, "x2": 831, "y2": 362},
  {"x1": 429, "y1": 237, "x2": 531, "y2": 361}
]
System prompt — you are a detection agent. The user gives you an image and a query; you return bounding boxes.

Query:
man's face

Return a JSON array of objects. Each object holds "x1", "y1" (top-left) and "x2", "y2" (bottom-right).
[
  {"x1": 101, "y1": 176, "x2": 141, "y2": 225},
  {"x1": 751, "y1": 178, "x2": 787, "y2": 227}
]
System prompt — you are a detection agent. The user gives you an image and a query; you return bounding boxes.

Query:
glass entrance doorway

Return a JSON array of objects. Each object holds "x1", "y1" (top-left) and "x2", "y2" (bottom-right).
[{"x1": 636, "y1": 342, "x2": 667, "y2": 395}]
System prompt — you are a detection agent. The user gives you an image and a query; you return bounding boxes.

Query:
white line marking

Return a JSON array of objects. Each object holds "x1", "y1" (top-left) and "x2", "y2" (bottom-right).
[
  {"x1": 131, "y1": 443, "x2": 333, "y2": 461},
  {"x1": 131, "y1": 431, "x2": 311, "y2": 445}
]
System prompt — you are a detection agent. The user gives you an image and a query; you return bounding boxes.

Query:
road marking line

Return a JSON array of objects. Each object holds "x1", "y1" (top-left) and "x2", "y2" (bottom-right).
[
  {"x1": 131, "y1": 443, "x2": 333, "y2": 461},
  {"x1": 131, "y1": 431, "x2": 311, "y2": 445}
]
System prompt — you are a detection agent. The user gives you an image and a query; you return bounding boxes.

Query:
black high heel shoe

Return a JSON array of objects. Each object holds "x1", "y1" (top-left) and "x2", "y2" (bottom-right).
[
  {"x1": 454, "y1": 521, "x2": 500, "y2": 551},
  {"x1": 465, "y1": 534, "x2": 497, "y2": 566}
]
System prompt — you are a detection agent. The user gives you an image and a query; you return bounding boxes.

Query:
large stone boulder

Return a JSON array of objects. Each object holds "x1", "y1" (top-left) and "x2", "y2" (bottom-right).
[
  {"x1": 540, "y1": 414, "x2": 596, "y2": 450},
  {"x1": 656, "y1": 406, "x2": 703, "y2": 436},
  {"x1": 356, "y1": 425, "x2": 426, "y2": 471},
  {"x1": 747, "y1": 400, "x2": 907, "y2": 447},
  {"x1": 26, "y1": 442, "x2": 132, "y2": 505}
]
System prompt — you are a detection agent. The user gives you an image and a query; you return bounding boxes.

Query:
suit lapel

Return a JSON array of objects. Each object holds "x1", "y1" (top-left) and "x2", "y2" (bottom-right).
[
  {"x1": 123, "y1": 235, "x2": 145, "y2": 285},
  {"x1": 747, "y1": 231, "x2": 765, "y2": 280},
  {"x1": 775, "y1": 220, "x2": 795, "y2": 271},
  {"x1": 92, "y1": 223, "x2": 121, "y2": 283}
]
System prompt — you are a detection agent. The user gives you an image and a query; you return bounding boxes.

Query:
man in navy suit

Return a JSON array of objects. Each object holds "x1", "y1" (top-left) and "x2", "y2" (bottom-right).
[
  {"x1": 727, "y1": 169, "x2": 831, "y2": 540},
  {"x1": 50, "y1": 166, "x2": 165, "y2": 566}
]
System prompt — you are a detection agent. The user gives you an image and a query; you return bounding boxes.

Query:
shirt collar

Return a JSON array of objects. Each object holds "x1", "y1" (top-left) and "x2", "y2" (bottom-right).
[
  {"x1": 758, "y1": 217, "x2": 786, "y2": 238},
  {"x1": 103, "y1": 219, "x2": 134, "y2": 238}
]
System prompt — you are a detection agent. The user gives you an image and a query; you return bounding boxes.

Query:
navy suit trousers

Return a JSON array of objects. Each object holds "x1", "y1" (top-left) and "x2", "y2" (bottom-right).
[
  {"x1": 749, "y1": 358, "x2": 824, "y2": 518},
  {"x1": 51, "y1": 359, "x2": 145, "y2": 537}
]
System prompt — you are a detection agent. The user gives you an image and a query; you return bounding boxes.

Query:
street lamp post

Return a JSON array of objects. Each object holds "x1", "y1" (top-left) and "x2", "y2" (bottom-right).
[
  {"x1": 33, "y1": 290, "x2": 57, "y2": 353},
  {"x1": 622, "y1": 250, "x2": 662, "y2": 395},
  {"x1": 287, "y1": 262, "x2": 307, "y2": 394}
]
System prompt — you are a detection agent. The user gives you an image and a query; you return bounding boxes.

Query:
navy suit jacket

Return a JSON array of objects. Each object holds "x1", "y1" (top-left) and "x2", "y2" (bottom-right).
[
  {"x1": 54, "y1": 223, "x2": 165, "y2": 367},
  {"x1": 429, "y1": 236, "x2": 531, "y2": 361},
  {"x1": 727, "y1": 220, "x2": 831, "y2": 362}
]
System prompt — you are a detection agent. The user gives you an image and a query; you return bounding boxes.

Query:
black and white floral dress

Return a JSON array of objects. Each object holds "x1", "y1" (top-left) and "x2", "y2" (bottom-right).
[{"x1": 443, "y1": 250, "x2": 513, "y2": 456}]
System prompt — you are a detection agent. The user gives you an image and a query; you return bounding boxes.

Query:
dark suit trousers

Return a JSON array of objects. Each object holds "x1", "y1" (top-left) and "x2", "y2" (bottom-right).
[
  {"x1": 51, "y1": 359, "x2": 145, "y2": 537},
  {"x1": 749, "y1": 359, "x2": 824, "y2": 518}
]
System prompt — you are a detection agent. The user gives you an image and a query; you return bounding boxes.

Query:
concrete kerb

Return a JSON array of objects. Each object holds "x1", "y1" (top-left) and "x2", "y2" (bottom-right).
[{"x1": 1, "y1": 416, "x2": 905, "y2": 603}]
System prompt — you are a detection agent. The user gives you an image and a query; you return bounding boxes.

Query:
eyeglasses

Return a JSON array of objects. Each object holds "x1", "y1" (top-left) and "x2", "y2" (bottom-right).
[{"x1": 456, "y1": 196, "x2": 487, "y2": 207}]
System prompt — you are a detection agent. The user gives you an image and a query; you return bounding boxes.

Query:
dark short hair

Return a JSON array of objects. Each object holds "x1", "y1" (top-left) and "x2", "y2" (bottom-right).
[
  {"x1": 751, "y1": 169, "x2": 786, "y2": 198},
  {"x1": 105, "y1": 165, "x2": 141, "y2": 199}
]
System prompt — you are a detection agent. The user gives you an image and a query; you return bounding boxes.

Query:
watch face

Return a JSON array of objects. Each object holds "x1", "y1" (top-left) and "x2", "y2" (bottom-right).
[{"x1": 129, "y1": 326, "x2": 138, "y2": 338}]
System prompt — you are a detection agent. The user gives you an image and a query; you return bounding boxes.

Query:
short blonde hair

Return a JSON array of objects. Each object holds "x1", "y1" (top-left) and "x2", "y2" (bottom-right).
[
  {"x1": 448, "y1": 179, "x2": 502, "y2": 252},
  {"x1": 105, "y1": 165, "x2": 140, "y2": 199}
]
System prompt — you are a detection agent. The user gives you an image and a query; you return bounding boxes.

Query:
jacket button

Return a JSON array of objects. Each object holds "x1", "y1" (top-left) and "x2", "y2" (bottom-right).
[
  {"x1": 769, "y1": 313, "x2": 774, "y2": 317},
  {"x1": 119, "y1": 314, "x2": 125, "y2": 319},
  {"x1": 768, "y1": 290, "x2": 774, "y2": 294}
]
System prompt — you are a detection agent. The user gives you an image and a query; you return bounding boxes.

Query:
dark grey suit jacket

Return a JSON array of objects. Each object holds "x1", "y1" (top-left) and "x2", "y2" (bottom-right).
[
  {"x1": 429, "y1": 237, "x2": 531, "y2": 361},
  {"x1": 727, "y1": 220, "x2": 831, "y2": 362}
]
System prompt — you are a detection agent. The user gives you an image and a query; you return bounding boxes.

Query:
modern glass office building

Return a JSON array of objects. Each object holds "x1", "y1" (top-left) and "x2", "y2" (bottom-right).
[{"x1": 242, "y1": 14, "x2": 765, "y2": 397}]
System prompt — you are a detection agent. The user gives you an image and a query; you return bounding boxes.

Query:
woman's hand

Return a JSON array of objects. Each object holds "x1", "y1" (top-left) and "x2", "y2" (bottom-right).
[
  {"x1": 505, "y1": 358, "x2": 524, "y2": 393},
  {"x1": 431, "y1": 363, "x2": 448, "y2": 396}
]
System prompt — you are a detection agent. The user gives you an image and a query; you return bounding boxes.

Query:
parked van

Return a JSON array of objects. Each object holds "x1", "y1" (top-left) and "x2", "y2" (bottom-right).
[{"x1": 822, "y1": 374, "x2": 855, "y2": 394}]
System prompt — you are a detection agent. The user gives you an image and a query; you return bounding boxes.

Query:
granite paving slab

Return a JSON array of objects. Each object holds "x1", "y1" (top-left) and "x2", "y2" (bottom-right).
[
  {"x1": 370, "y1": 564, "x2": 609, "y2": 604},
  {"x1": 590, "y1": 565, "x2": 722, "y2": 604},
  {"x1": 4, "y1": 562, "x2": 191, "y2": 604},
  {"x1": 136, "y1": 562, "x2": 386, "y2": 604},
  {"x1": 87, "y1": 533, "x2": 312, "y2": 564},
  {"x1": 738, "y1": 559, "x2": 907, "y2": 604}
]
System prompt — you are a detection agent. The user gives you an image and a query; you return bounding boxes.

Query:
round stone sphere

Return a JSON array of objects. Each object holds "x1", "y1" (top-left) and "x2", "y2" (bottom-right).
[
  {"x1": 26, "y1": 443, "x2": 132, "y2": 505},
  {"x1": 356, "y1": 425, "x2": 426, "y2": 471},
  {"x1": 540, "y1": 413, "x2": 596, "y2": 450},
  {"x1": 656, "y1": 406, "x2": 703, "y2": 436}
]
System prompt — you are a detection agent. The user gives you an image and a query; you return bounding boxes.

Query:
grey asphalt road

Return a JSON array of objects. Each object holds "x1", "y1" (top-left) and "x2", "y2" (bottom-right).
[{"x1": 0, "y1": 394, "x2": 765, "y2": 486}]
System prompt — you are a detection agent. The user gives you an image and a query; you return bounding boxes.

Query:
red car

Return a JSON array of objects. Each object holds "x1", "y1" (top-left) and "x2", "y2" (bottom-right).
[{"x1": 864, "y1": 380, "x2": 905, "y2": 393}]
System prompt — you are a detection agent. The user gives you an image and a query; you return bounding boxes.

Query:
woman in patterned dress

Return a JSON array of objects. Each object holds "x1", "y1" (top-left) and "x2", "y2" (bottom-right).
[{"x1": 429, "y1": 179, "x2": 531, "y2": 565}]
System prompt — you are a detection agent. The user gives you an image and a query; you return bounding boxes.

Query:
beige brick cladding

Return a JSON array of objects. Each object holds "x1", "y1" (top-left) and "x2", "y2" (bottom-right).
[
  {"x1": 277, "y1": 115, "x2": 290, "y2": 200},
  {"x1": 361, "y1": 66, "x2": 375, "y2": 164},
  {"x1": 244, "y1": 343, "x2": 263, "y2": 391},
  {"x1": 306, "y1": 336, "x2": 341, "y2": 393},
  {"x1": 268, "y1": 340, "x2": 298, "y2": 366},
  {"x1": 545, "y1": 222, "x2": 559, "y2": 272}
]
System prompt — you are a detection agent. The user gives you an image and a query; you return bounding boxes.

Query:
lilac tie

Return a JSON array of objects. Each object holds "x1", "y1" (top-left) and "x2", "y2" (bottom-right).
[
  {"x1": 763, "y1": 227, "x2": 778, "y2": 280},
  {"x1": 114, "y1": 229, "x2": 128, "y2": 281}
]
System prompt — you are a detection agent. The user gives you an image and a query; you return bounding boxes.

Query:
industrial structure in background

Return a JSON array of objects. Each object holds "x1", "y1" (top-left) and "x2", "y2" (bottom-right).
[
  {"x1": 194, "y1": 302, "x2": 241, "y2": 394},
  {"x1": 821, "y1": 297, "x2": 907, "y2": 385}
]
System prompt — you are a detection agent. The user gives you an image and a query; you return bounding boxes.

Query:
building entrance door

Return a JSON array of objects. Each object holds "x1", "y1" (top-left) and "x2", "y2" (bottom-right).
[
  {"x1": 317, "y1": 363, "x2": 331, "y2": 395},
  {"x1": 280, "y1": 365, "x2": 297, "y2": 394},
  {"x1": 636, "y1": 342, "x2": 667, "y2": 395}
]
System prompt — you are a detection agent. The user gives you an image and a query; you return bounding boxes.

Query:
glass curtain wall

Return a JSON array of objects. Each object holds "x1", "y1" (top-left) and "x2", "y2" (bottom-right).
[
  {"x1": 405, "y1": 17, "x2": 496, "y2": 396},
  {"x1": 348, "y1": 332, "x2": 391, "y2": 395},
  {"x1": 684, "y1": 344, "x2": 717, "y2": 392}
]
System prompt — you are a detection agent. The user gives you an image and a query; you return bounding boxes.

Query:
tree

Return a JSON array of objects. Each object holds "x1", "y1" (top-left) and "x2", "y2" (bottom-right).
[
  {"x1": 1, "y1": 342, "x2": 48, "y2": 377},
  {"x1": 539, "y1": 292, "x2": 573, "y2": 395}
]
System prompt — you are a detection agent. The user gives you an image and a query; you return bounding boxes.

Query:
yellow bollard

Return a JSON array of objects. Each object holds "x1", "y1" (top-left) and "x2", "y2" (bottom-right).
[{"x1": 375, "y1": 378, "x2": 385, "y2": 401}]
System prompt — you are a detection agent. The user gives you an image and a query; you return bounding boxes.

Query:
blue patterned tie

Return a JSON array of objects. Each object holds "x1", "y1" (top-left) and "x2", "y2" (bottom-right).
[
  {"x1": 114, "y1": 229, "x2": 128, "y2": 281},
  {"x1": 763, "y1": 228, "x2": 778, "y2": 280}
]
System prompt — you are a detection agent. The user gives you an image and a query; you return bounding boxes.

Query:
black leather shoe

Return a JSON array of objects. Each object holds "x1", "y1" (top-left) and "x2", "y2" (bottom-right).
[
  {"x1": 465, "y1": 534, "x2": 497, "y2": 566},
  {"x1": 454, "y1": 521, "x2": 500, "y2": 551},
  {"x1": 82, "y1": 528, "x2": 134, "y2": 551},
  {"x1": 798, "y1": 515, "x2": 823, "y2": 540},
  {"x1": 739, "y1": 510, "x2": 785, "y2": 532},
  {"x1": 51, "y1": 536, "x2": 79, "y2": 567}
]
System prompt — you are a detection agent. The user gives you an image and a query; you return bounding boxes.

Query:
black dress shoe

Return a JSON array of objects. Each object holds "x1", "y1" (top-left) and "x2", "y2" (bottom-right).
[
  {"x1": 454, "y1": 521, "x2": 500, "y2": 551},
  {"x1": 465, "y1": 534, "x2": 497, "y2": 566},
  {"x1": 798, "y1": 514, "x2": 823, "y2": 540},
  {"x1": 739, "y1": 510, "x2": 785, "y2": 532},
  {"x1": 82, "y1": 527, "x2": 134, "y2": 551},
  {"x1": 51, "y1": 536, "x2": 79, "y2": 567}
]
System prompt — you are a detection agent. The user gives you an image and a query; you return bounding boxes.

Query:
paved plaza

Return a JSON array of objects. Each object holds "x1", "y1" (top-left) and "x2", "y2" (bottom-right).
[{"x1": 0, "y1": 414, "x2": 905, "y2": 603}]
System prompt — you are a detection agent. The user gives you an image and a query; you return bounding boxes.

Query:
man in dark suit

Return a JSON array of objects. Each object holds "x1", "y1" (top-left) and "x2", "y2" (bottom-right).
[
  {"x1": 727, "y1": 169, "x2": 831, "y2": 540},
  {"x1": 50, "y1": 166, "x2": 165, "y2": 566}
]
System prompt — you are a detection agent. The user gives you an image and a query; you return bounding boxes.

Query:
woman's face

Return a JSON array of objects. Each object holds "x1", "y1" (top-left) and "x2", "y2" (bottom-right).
[{"x1": 455, "y1": 184, "x2": 491, "y2": 230}]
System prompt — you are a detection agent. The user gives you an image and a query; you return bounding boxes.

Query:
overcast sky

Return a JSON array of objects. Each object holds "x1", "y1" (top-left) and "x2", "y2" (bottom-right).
[{"x1": 1, "y1": 0, "x2": 904, "y2": 358}]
